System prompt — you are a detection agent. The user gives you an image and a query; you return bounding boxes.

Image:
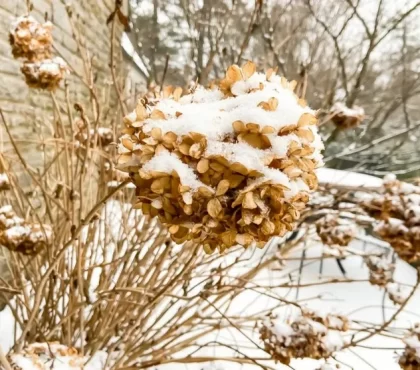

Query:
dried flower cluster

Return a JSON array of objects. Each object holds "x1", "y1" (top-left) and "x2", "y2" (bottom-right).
[
  {"x1": 21, "y1": 57, "x2": 68, "y2": 90},
  {"x1": 386, "y1": 282, "x2": 410, "y2": 305},
  {"x1": 118, "y1": 62, "x2": 324, "y2": 252},
  {"x1": 399, "y1": 324, "x2": 420, "y2": 370},
  {"x1": 315, "y1": 213, "x2": 357, "y2": 246},
  {"x1": 7, "y1": 342, "x2": 91, "y2": 370},
  {"x1": 364, "y1": 255, "x2": 409, "y2": 304},
  {"x1": 0, "y1": 172, "x2": 10, "y2": 191},
  {"x1": 365, "y1": 255, "x2": 395, "y2": 287},
  {"x1": 363, "y1": 175, "x2": 420, "y2": 263},
  {"x1": 260, "y1": 309, "x2": 348, "y2": 365},
  {"x1": 330, "y1": 102, "x2": 365, "y2": 129},
  {"x1": 9, "y1": 15, "x2": 52, "y2": 61},
  {"x1": 0, "y1": 205, "x2": 52, "y2": 255},
  {"x1": 9, "y1": 16, "x2": 67, "y2": 90}
]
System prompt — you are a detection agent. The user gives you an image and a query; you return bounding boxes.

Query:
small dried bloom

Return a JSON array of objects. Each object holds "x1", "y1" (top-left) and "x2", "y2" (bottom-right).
[
  {"x1": 399, "y1": 324, "x2": 420, "y2": 370},
  {"x1": 118, "y1": 62, "x2": 324, "y2": 252},
  {"x1": 315, "y1": 213, "x2": 357, "y2": 246},
  {"x1": 8, "y1": 342, "x2": 86, "y2": 370},
  {"x1": 0, "y1": 172, "x2": 10, "y2": 191},
  {"x1": 365, "y1": 255, "x2": 395, "y2": 287},
  {"x1": 330, "y1": 102, "x2": 365, "y2": 130},
  {"x1": 386, "y1": 282, "x2": 410, "y2": 305},
  {"x1": 21, "y1": 57, "x2": 68, "y2": 90},
  {"x1": 259, "y1": 309, "x2": 348, "y2": 365},
  {"x1": 9, "y1": 16, "x2": 52, "y2": 61},
  {"x1": 0, "y1": 205, "x2": 52, "y2": 255},
  {"x1": 363, "y1": 176, "x2": 420, "y2": 264}
]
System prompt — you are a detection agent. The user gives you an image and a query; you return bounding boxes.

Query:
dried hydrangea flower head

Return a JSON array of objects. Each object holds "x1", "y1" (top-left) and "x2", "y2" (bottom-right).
[
  {"x1": 8, "y1": 342, "x2": 86, "y2": 370},
  {"x1": 21, "y1": 57, "x2": 68, "y2": 91},
  {"x1": 10, "y1": 15, "x2": 68, "y2": 90},
  {"x1": 365, "y1": 256, "x2": 409, "y2": 304},
  {"x1": 399, "y1": 324, "x2": 420, "y2": 370},
  {"x1": 118, "y1": 62, "x2": 324, "y2": 253},
  {"x1": 259, "y1": 308, "x2": 348, "y2": 365},
  {"x1": 0, "y1": 205, "x2": 52, "y2": 255},
  {"x1": 315, "y1": 213, "x2": 357, "y2": 246},
  {"x1": 363, "y1": 174, "x2": 420, "y2": 263},
  {"x1": 365, "y1": 255, "x2": 395, "y2": 287},
  {"x1": 9, "y1": 15, "x2": 53, "y2": 61},
  {"x1": 330, "y1": 102, "x2": 365, "y2": 130}
]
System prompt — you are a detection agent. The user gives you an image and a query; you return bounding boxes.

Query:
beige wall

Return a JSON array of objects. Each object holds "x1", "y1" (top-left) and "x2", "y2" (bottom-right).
[
  {"x1": 0, "y1": 0, "x2": 128, "y2": 169},
  {"x1": 0, "y1": 0, "x2": 129, "y2": 308}
]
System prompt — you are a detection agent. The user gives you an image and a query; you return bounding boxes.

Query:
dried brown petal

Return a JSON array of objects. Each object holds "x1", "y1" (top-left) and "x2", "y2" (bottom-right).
[
  {"x1": 197, "y1": 158, "x2": 209, "y2": 173},
  {"x1": 150, "y1": 109, "x2": 166, "y2": 120},
  {"x1": 216, "y1": 179, "x2": 230, "y2": 196},
  {"x1": 235, "y1": 233, "x2": 253, "y2": 245},
  {"x1": 243, "y1": 192, "x2": 257, "y2": 209},
  {"x1": 233, "y1": 120, "x2": 246, "y2": 133},
  {"x1": 226, "y1": 64, "x2": 242, "y2": 82},
  {"x1": 207, "y1": 198, "x2": 222, "y2": 218},
  {"x1": 242, "y1": 61, "x2": 256, "y2": 79},
  {"x1": 136, "y1": 104, "x2": 147, "y2": 121}
]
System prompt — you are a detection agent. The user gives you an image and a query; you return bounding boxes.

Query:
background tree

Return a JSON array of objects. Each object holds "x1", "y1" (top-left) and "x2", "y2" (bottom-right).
[{"x1": 128, "y1": 0, "x2": 420, "y2": 177}]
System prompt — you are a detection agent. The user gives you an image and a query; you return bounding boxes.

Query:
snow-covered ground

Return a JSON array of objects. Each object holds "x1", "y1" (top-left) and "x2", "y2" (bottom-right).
[{"x1": 148, "y1": 237, "x2": 419, "y2": 370}]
